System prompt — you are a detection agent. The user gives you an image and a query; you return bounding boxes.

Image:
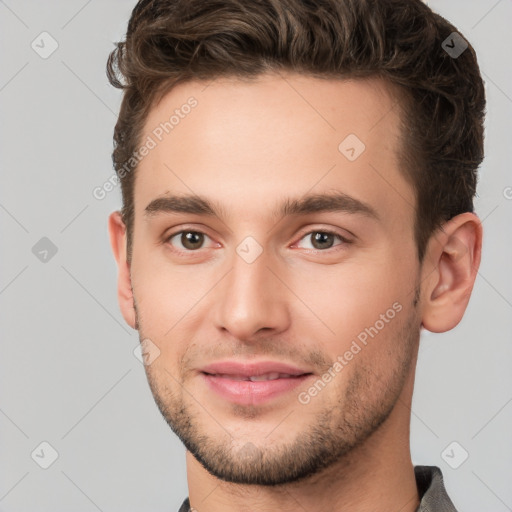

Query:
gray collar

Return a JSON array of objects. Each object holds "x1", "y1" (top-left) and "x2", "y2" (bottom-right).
[{"x1": 178, "y1": 465, "x2": 458, "y2": 512}]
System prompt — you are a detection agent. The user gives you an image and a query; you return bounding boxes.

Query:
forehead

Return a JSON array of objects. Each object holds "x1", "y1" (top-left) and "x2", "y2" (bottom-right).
[{"x1": 135, "y1": 72, "x2": 415, "y2": 229}]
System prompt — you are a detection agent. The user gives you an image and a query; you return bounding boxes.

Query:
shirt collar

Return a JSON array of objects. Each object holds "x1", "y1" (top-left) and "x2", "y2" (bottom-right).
[
  {"x1": 178, "y1": 465, "x2": 459, "y2": 512},
  {"x1": 415, "y1": 465, "x2": 458, "y2": 512}
]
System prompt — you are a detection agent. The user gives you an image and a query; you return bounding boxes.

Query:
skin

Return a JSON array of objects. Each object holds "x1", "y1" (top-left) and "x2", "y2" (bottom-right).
[{"x1": 109, "y1": 72, "x2": 482, "y2": 512}]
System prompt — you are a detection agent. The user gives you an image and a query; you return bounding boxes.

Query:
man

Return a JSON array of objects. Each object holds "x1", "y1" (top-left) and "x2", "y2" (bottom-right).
[{"x1": 106, "y1": 0, "x2": 485, "y2": 510}]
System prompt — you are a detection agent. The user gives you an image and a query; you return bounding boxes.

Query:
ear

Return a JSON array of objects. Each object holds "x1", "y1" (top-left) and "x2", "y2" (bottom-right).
[
  {"x1": 108, "y1": 211, "x2": 137, "y2": 330},
  {"x1": 421, "y1": 212, "x2": 482, "y2": 333}
]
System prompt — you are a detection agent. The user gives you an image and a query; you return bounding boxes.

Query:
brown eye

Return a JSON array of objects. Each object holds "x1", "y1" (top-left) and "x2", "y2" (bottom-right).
[
  {"x1": 168, "y1": 230, "x2": 208, "y2": 251},
  {"x1": 296, "y1": 230, "x2": 349, "y2": 251},
  {"x1": 310, "y1": 232, "x2": 336, "y2": 250}
]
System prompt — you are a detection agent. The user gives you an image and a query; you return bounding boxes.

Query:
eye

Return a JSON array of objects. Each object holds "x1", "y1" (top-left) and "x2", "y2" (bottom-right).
[
  {"x1": 165, "y1": 228, "x2": 351, "y2": 254},
  {"x1": 166, "y1": 230, "x2": 215, "y2": 252},
  {"x1": 295, "y1": 230, "x2": 350, "y2": 251}
]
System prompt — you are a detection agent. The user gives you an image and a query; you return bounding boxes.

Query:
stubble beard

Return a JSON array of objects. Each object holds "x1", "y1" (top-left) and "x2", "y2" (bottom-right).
[{"x1": 134, "y1": 297, "x2": 420, "y2": 486}]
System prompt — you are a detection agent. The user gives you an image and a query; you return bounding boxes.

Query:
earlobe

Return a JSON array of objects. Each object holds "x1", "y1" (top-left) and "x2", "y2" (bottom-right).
[
  {"x1": 108, "y1": 211, "x2": 137, "y2": 330},
  {"x1": 421, "y1": 212, "x2": 482, "y2": 333}
]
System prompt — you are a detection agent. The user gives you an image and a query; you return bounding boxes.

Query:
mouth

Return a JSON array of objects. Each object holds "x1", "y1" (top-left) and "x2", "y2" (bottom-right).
[
  {"x1": 199, "y1": 361, "x2": 314, "y2": 405},
  {"x1": 203, "y1": 372, "x2": 306, "y2": 381}
]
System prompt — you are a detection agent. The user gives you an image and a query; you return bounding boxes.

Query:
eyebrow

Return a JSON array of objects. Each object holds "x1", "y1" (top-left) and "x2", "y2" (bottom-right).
[{"x1": 144, "y1": 191, "x2": 379, "y2": 222}]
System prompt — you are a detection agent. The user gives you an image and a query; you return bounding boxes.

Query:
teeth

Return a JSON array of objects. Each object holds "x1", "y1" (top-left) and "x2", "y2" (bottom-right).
[
  {"x1": 215, "y1": 372, "x2": 295, "y2": 381},
  {"x1": 249, "y1": 372, "x2": 281, "y2": 381}
]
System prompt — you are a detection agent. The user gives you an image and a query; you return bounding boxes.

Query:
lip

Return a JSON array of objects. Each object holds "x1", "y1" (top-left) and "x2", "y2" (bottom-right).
[
  {"x1": 200, "y1": 360, "x2": 310, "y2": 377},
  {"x1": 199, "y1": 360, "x2": 314, "y2": 406}
]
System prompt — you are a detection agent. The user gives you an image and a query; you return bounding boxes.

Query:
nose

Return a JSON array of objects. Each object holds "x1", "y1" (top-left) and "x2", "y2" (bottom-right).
[{"x1": 212, "y1": 246, "x2": 291, "y2": 342}]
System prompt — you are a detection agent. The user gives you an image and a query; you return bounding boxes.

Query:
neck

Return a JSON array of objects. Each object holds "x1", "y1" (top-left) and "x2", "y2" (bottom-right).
[
  {"x1": 187, "y1": 407, "x2": 419, "y2": 509},
  {"x1": 187, "y1": 449, "x2": 419, "y2": 512},
  {"x1": 186, "y1": 346, "x2": 420, "y2": 512}
]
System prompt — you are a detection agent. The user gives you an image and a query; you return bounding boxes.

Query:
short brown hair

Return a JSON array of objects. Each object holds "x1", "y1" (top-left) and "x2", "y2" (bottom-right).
[{"x1": 107, "y1": 0, "x2": 486, "y2": 264}]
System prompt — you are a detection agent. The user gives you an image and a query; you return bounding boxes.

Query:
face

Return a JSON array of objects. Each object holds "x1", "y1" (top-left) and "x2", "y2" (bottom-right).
[{"x1": 126, "y1": 73, "x2": 423, "y2": 484}]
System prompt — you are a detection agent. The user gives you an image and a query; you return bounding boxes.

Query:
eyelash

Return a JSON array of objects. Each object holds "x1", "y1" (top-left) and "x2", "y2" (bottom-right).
[{"x1": 164, "y1": 227, "x2": 352, "y2": 255}]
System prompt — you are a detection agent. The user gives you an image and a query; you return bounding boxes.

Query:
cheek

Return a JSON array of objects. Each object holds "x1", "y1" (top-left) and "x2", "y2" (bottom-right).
[
  {"x1": 287, "y1": 256, "x2": 411, "y2": 352},
  {"x1": 131, "y1": 248, "x2": 214, "y2": 334}
]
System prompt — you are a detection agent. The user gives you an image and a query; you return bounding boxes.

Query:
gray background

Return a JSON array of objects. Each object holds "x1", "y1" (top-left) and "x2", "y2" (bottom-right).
[{"x1": 0, "y1": 1, "x2": 511, "y2": 511}]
